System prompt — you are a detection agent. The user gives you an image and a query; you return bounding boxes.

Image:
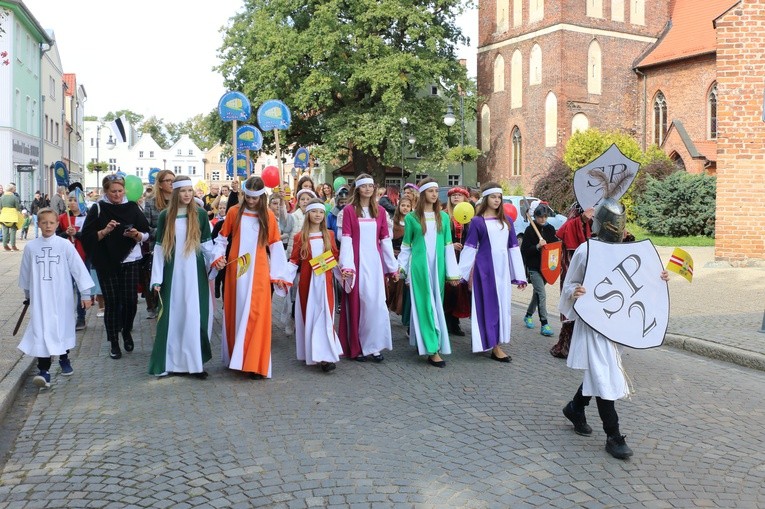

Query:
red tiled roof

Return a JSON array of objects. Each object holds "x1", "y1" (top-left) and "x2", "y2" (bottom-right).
[
  {"x1": 63, "y1": 73, "x2": 76, "y2": 97},
  {"x1": 637, "y1": 0, "x2": 738, "y2": 68},
  {"x1": 694, "y1": 140, "x2": 717, "y2": 162}
]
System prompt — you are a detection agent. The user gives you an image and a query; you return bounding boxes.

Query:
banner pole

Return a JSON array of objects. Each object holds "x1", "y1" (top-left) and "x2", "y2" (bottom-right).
[{"x1": 274, "y1": 129, "x2": 283, "y2": 185}]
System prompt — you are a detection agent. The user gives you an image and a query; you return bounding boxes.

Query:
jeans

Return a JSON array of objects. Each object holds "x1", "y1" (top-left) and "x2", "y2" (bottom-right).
[
  {"x1": 1, "y1": 225, "x2": 16, "y2": 248},
  {"x1": 525, "y1": 270, "x2": 548, "y2": 323}
]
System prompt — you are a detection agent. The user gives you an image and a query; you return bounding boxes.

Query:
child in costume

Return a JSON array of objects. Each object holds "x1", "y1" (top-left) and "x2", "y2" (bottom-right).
[
  {"x1": 18, "y1": 208, "x2": 94, "y2": 388},
  {"x1": 521, "y1": 201, "x2": 560, "y2": 337}
]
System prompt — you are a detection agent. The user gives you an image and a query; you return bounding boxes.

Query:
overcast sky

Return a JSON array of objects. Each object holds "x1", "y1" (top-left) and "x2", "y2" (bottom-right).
[{"x1": 24, "y1": 0, "x2": 478, "y2": 124}]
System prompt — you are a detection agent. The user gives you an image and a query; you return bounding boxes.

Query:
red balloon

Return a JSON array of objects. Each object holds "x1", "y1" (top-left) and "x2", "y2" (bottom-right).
[
  {"x1": 503, "y1": 202, "x2": 518, "y2": 221},
  {"x1": 262, "y1": 165, "x2": 279, "y2": 188}
]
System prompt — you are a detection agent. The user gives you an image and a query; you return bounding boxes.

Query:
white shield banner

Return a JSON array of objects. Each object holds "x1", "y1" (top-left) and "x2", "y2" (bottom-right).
[
  {"x1": 573, "y1": 144, "x2": 640, "y2": 211},
  {"x1": 573, "y1": 239, "x2": 669, "y2": 349}
]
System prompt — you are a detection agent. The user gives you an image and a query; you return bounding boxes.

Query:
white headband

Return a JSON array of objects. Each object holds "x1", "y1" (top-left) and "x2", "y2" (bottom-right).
[
  {"x1": 305, "y1": 203, "x2": 326, "y2": 213},
  {"x1": 481, "y1": 187, "x2": 503, "y2": 198},
  {"x1": 172, "y1": 180, "x2": 192, "y2": 190},
  {"x1": 243, "y1": 187, "x2": 267, "y2": 197},
  {"x1": 296, "y1": 189, "x2": 317, "y2": 199},
  {"x1": 418, "y1": 182, "x2": 438, "y2": 193},
  {"x1": 354, "y1": 177, "x2": 374, "y2": 187}
]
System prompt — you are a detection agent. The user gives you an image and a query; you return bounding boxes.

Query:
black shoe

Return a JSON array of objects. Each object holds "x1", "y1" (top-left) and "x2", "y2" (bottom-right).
[
  {"x1": 249, "y1": 373, "x2": 265, "y2": 380},
  {"x1": 192, "y1": 371, "x2": 209, "y2": 380},
  {"x1": 370, "y1": 353, "x2": 384, "y2": 363},
  {"x1": 427, "y1": 356, "x2": 446, "y2": 368},
  {"x1": 109, "y1": 342, "x2": 122, "y2": 359},
  {"x1": 354, "y1": 355, "x2": 367, "y2": 362},
  {"x1": 606, "y1": 435, "x2": 634, "y2": 459},
  {"x1": 122, "y1": 330, "x2": 134, "y2": 352},
  {"x1": 320, "y1": 362, "x2": 336, "y2": 372},
  {"x1": 563, "y1": 401, "x2": 593, "y2": 436},
  {"x1": 75, "y1": 318, "x2": 86, "y2": 331},
  {"x1": 450, "y1": 327, "x2": 465, "y2": 337},
  {"x1": 490, "y1": 352, "x2": 511, "y2": 363}
]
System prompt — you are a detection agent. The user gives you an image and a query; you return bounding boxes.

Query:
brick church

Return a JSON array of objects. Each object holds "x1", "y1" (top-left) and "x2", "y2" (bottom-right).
[{"x1": 477, "y1": 0, "x2": 765, "y2": 262}]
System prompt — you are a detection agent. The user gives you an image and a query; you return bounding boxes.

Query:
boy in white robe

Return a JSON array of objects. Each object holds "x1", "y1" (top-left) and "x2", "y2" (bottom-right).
[
  {"x1": 18, "y1": 208, "x2": 94, "y2": 389},
  {"x1": 560, "y1": 198, "x2": 668, "y2": 460}
]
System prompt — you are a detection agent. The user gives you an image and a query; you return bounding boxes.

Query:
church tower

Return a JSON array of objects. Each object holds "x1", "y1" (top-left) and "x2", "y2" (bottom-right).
[{"x1": 476, "y1": 0, "x2": 670, "y2": 188}]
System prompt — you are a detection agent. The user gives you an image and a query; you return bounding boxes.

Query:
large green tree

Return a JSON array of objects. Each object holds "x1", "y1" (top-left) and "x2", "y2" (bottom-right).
[{"x1": 216, "y1": 0, "x2": 473, "y2": 181}]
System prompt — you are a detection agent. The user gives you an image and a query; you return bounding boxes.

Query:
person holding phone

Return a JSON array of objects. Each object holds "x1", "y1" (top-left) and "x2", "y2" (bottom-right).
[{"x1": 81, "y1": 175, "x2": 150, "y2": 360}]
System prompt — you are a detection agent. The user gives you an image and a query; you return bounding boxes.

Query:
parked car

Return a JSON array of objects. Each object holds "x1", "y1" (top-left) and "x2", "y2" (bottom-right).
[{"x1": 502, "y1": 196, "x2": 567, "y2": 242}]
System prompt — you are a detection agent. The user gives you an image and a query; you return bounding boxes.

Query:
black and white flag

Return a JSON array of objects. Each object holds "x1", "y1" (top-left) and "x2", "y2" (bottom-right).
[{"x1": 109, "y1": 115, "x2": 129, "y2": 144}]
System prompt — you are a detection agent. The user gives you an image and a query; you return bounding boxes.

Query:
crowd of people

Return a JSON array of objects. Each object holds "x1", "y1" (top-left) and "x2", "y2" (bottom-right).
[{"x1": 15, "y1": 171, "x2": 664, "y2": 460}]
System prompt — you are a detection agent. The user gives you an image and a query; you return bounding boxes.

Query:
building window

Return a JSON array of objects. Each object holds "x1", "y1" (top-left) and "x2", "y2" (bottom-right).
[
  {"x1": 494, "y1": 54, "x2": 505, "y2": 92},
  {"x1": 174, "y1": 166, "x2": 182, "y2": 173},
  {"x1": 587, "y1": 40, "x2": 602, "y2": 95},
  {"x1": 188, "y1": 149, "x2": 194, "y2": 156},
  {"x1": 670, "y1": 152, "x2": 685, "y2": 171},
  {"x1": 430, "y1": 85, "x2": 439, "y2": 96},
  {"x1": 415, "y1": 173, "x2": 428, "y2": 183},
  {"x1": 32, "y1": 101, "x2": 37, "y2": 136},
  {"x1": 612, "y1": 0, "x2": 625, "y2": 21},
  {"x1": 511, "y1": 50, "x2": 523, "y2": 108},
  {"x1": 587, "y1": 0, "x2": 603, "y2": 17},
  {"x1": 481, "y1": 104, "x2": 491, "y2": 152},
  {"x1": 45, "y1": 115, "x2": 49, "y2": 140},
  {"x1": 139, "y1": 151, "x2": 144, "y2": 158},
  {"x1": 513, "y1": 0, "x2": 522, "y2": 27},
  {"x1": 653, "y1": 91, "x2": 667, "y2": 145},
  {"x1": 49, "y1": 76, "x2": 56, "y2": 99},
  {"x1": 25, "y1": 96, "x2": 31, "y2": 133},
  {"x1": 708, "y1": 82, "x2": 717, "y2": 140},
  {"x1": 90, "y1": 137, "x2": 94, "y2": 147},
  {"x1": 545, "y1": 92, "x2": 558, "y2": 147},
  {"x1": 497, "y1": 0, "x2": 508, "y2": 32},
  {"x1": 447, "y1": 174, "x2": 461, "y2": 186},
  {"x1": 219, "y1": 154, "x2": 227, "y2": 163},
  {"x1": 50, "y1": 119, "x2": 54, "y2": 141},
  {"x1": 189, "y1": 166, "x2": 196, "y2": 175},
  {"x1": 572, "y1": 113, "x2": 590, "y2": 134},
  {"x1": 109, "y1": 158, "x2": 117, "y2": 172},
  {"x1": 529, "y1": 44, "x2": 542, "y2": 85},
  {"x1": 212, "y1": 171, "x2": 220, "y2": 181},
  {"x1": 55, "y1": 122, "x2": 59, "y2": 144},
  {"x1": 631, "y1": 0, "x2": 645, "y2": 25},
  {"x1": 529, "y1": 0, "x2": 543, "y2": 23},
  {"x1": 136, "y1": 167, "x2": 144, "y2": 177},
  {"x1": 511, "y1": 127, "x2": 522, "y2": 176},
  {"x1": 150, "y1": 151, "x2": 155, "y2": 158},
  {"x1": 177, "y1": 149, "x2": 182, "y2": 155}
]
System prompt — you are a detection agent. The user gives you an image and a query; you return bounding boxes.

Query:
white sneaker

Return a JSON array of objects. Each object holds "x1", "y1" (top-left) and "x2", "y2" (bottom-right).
[
  {"x1": 285, "y1": 319, "x2": 295, "y2": 335},
  {"x1": 96, "y1": 309, "x2": 105, "y2": 318}
]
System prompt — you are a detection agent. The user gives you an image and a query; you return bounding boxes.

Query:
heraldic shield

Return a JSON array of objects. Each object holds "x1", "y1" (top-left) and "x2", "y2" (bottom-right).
[
  {"x1": 573, "y1": 239, "x2": 669, "y2": 349},
  {"x1": 541, "y1": 241, "x2": 562, "y2": 285}
]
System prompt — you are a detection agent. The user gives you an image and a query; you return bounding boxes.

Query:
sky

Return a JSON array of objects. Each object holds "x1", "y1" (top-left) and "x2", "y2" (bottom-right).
[{"x1": 24, "y1": 0, "x2": 478, "y2": 124}]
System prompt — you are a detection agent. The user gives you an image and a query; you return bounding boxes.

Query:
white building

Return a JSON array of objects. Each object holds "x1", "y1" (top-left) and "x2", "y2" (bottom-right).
[{"x1": 83, "y1": 121, "x2": 205, "y2": 190}]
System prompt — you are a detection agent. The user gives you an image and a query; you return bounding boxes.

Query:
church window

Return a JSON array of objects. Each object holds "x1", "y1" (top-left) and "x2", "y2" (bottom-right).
[
  {"x1": 611, "y1": 0, "x2": 625, "y2": 21},
  {"x1": 587, "y1": 40, "x2": 602, "y2": 95},
  {"x1": 511, "y1": 50, "x2": 523, "y2": 108},
  {"x1": 708, "y1": 82, "x2": 718, "y2": 140},
  {"x1": 513, "y1": 0, "x2": 522, "y2": 27},
  {"x1": 494, "y1": 54, "x2": 505, "y2": 93},
  {"x1": 529, "y1": 0, "x2": 543, "y2": 23},
  {"x1": 653, "y1": 91, "x2": 667, "y2": 145},
  {"x1": 572, "y1": 113, "x2": 589, "y2": 134},
  {"x1": 481, "y1": 105, "x2": 491, "y2": 152},
  {"x1": 497, "y1": 0, "x2": 508, "y2": 32},
  {"x1": 587, "y1": 0, "x2": 603, "y2": 18},
  {"x1": 631, "y1": 0, "x2": 645, "y2": 25},
  {"x1": 511, "y1": 127, "x2": 522, "y2": 176},
  {"x1": 529, "y1": 44, "x2": 542, "y2": 85},
  {"x1": 545, "y1": 92, "x2": 558, "y2": 147}
]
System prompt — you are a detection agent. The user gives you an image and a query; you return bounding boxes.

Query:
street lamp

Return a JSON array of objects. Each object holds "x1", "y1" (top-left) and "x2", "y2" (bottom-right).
[
  {"x1": 95, "y1": 124, "x2": 115, "y2": 188},
  {"x1": 399, "y1": 117, "x2": 408, "y2": 185},
  {"x1": 443, "y1": 97, "x2": 465, "y2": 185}
]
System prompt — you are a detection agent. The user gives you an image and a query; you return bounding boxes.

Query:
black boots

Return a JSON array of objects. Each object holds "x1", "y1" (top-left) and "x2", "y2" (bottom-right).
[
  {"x1": 606, "y1": 435, "x2": 633, "y2": 459},
  {"x1": 109, "y1": 341, "x2": 122, "y2": 359},
  {"x1": 562, "y1": 401, "x2": 593, "y2": 436}
]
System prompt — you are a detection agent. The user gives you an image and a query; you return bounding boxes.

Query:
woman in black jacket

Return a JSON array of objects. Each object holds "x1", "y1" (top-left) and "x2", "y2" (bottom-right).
[{"x1": 81, "y1": 175, "x2": 150, "y2": 360}]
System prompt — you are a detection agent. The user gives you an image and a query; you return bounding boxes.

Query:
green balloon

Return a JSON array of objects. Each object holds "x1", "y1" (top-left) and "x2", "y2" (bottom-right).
[
  {"x1": 124, "y1": 175, "x2": 143, "y2": 202},
  {"x1": 333, "y1": 176, "x2": 347, "y2": 192}
]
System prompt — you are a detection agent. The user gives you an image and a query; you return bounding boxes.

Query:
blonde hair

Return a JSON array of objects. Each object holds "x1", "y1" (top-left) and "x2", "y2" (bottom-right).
[
  {"x1": 298, "y1": 199, "x2": 332, "y2": 260},
  {"x1": 413, "y1": 177, "x2": 442, "y2": 234},
  {"x1": 161, "y1": 176, "x2": 202, "y2": 260},
  {"x1": 476, "y1": 181, "x2": 511, "y2": 230},
  {"x1": 349, "y1": 173, "x2": 378, "y2": 219}
]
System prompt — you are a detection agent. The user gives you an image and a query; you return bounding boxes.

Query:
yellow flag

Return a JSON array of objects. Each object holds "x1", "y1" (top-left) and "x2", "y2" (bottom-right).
[
  {"x1": 236, "y1": 253, "x2": 251, "y2": 278},
  {"x1": 309, "y1": 250, "x2": 337, "y2": 276},
  {"x1": 666, "y1": 247, "x2": 693, "y2": 283}
]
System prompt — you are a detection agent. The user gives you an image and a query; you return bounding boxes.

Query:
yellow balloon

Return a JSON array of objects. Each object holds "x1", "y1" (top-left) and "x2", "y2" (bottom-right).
[{"x1": 453, "y1": 201, "x2": 475, "y2": 225}]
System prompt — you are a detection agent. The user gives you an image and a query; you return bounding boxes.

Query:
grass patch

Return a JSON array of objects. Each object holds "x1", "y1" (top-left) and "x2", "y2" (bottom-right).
[{"x1": 627, "y1": 222, "x2": 715, "y2": 247}]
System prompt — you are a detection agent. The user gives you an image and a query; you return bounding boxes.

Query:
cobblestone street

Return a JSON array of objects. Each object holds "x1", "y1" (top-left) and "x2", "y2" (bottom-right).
[{"x1": 0, "y1": 295, "x2": 763, "y2": 508}]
